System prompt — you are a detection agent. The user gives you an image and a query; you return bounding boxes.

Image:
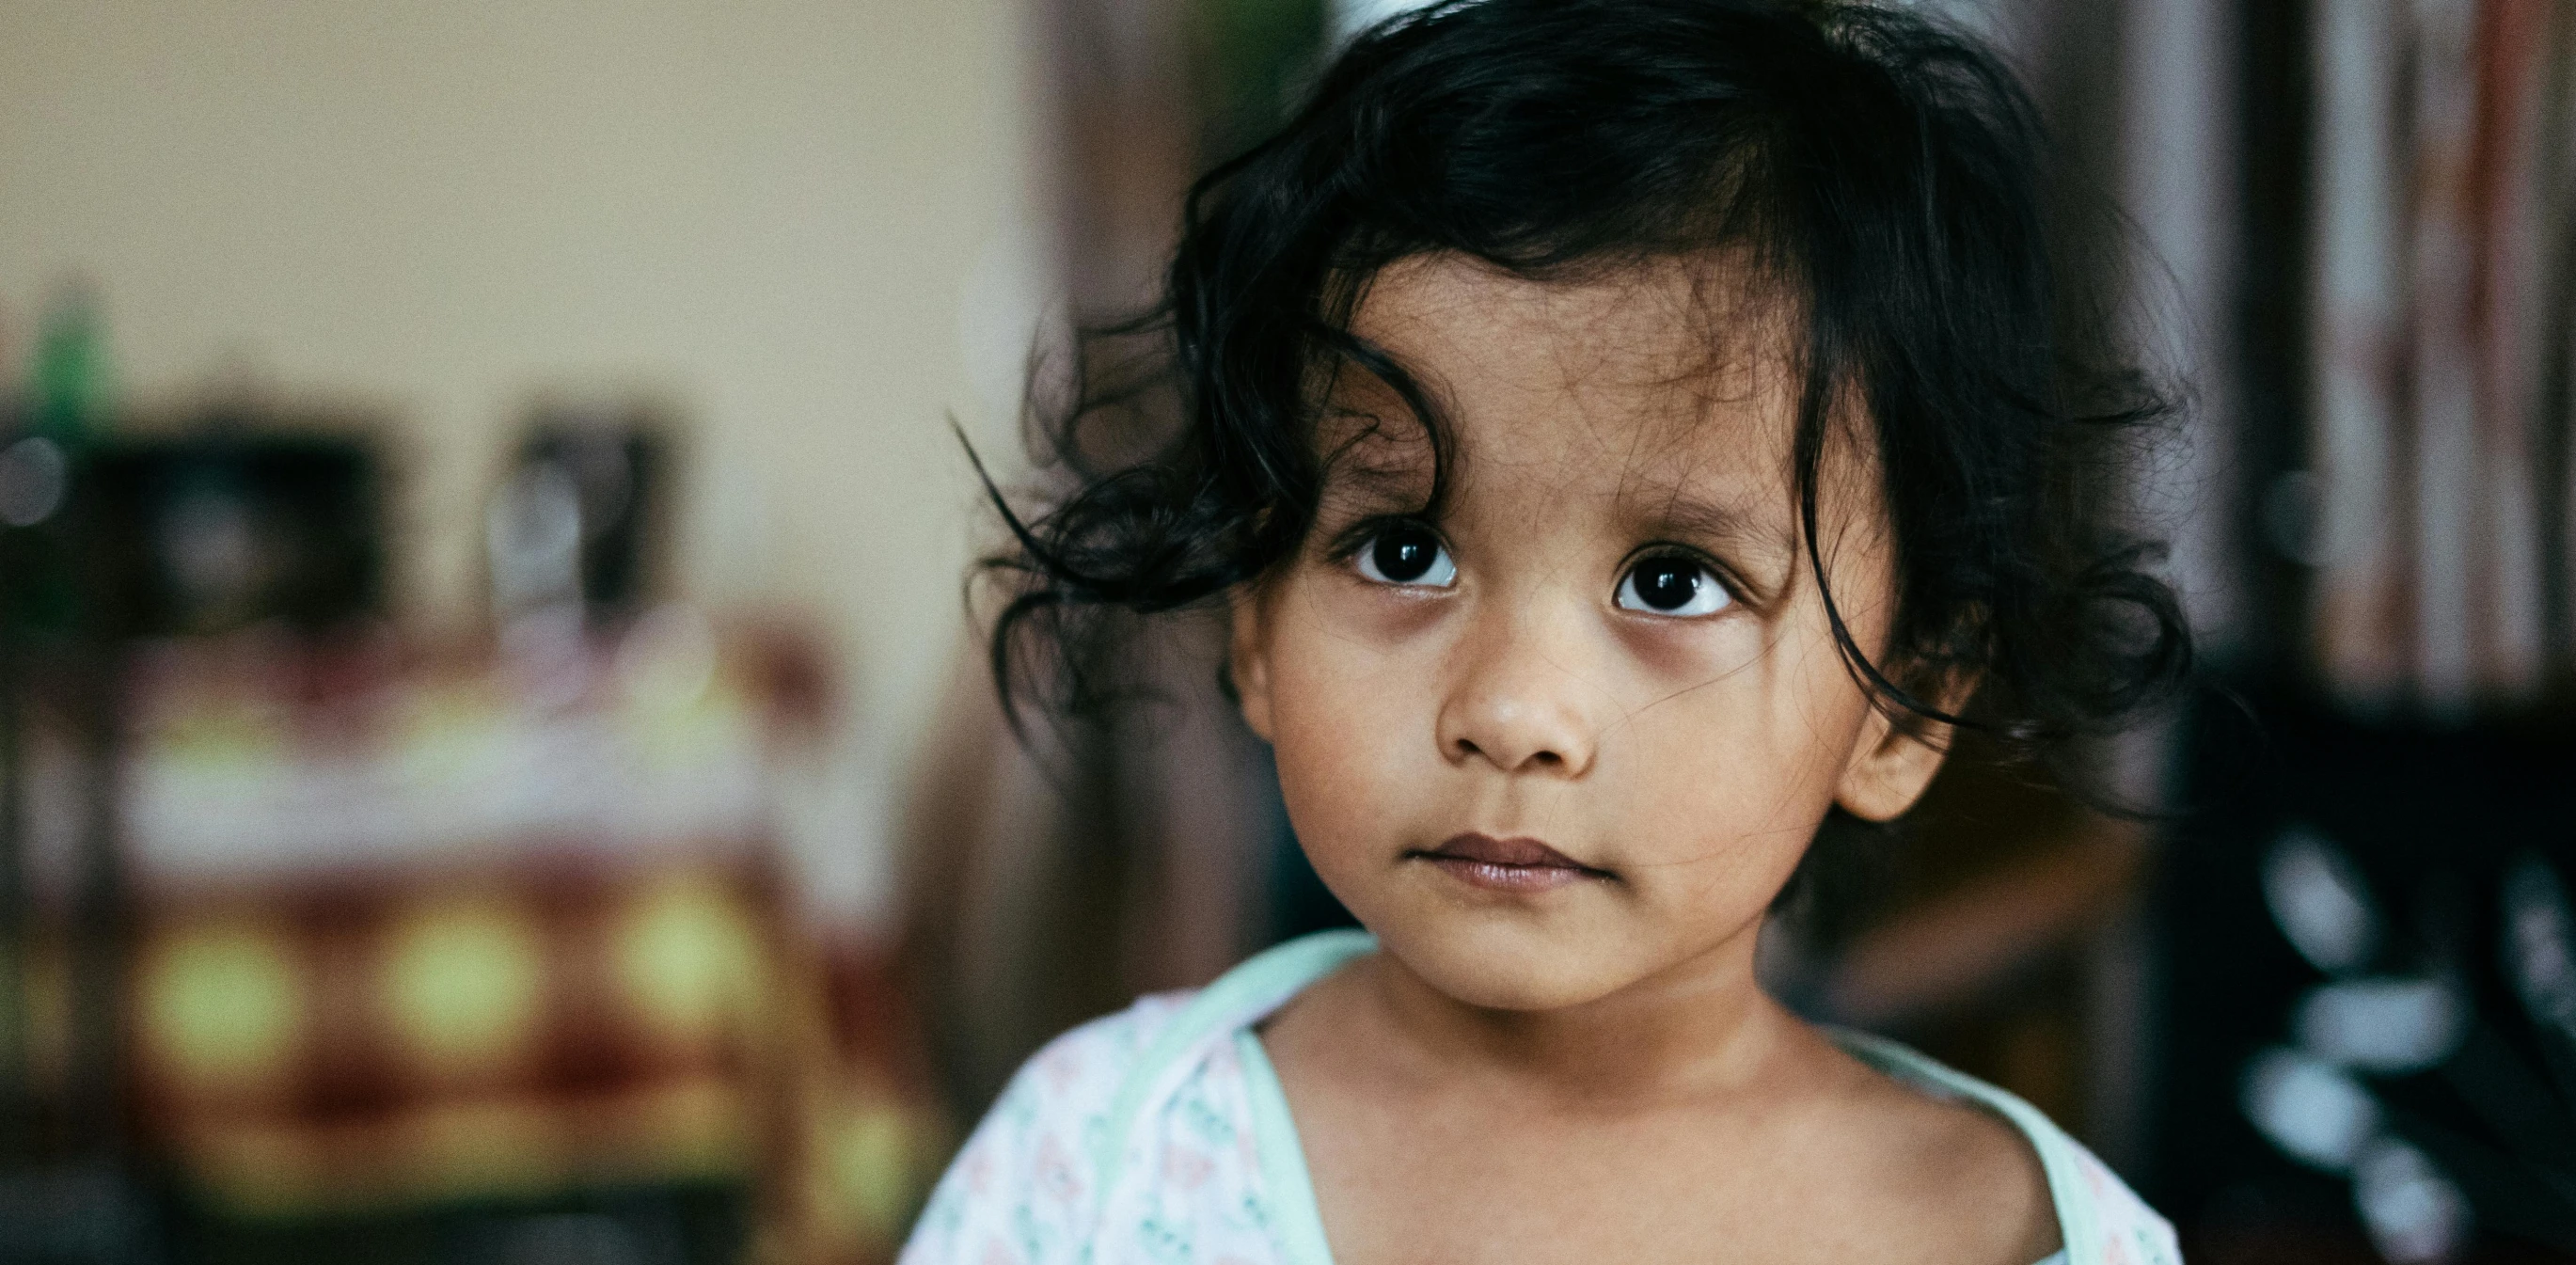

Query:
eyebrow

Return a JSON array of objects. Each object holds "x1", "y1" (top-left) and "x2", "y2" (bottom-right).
[
  {"x1": 1636, "y1": 487, "x2": 1791, "y2": 549},
  {"x1": 1312, "y1": 413, "x2": 1438, "y2": 504}
]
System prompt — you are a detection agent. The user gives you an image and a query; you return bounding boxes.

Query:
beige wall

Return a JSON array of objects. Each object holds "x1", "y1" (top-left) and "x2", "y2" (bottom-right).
[{"x1": 0, "y1": 0, "x2": 1051, "y2": 910}]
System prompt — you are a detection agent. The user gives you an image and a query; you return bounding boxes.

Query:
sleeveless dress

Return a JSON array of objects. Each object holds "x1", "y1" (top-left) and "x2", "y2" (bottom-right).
[{"x1": 900, "y1": 930, "x2": 2181, "y2": 1265}]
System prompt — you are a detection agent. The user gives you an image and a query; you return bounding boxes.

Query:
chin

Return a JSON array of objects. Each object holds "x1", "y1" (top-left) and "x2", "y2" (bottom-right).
[{"x1": 1371, "y1": 916, "x2": 1639, "y2": 1013}]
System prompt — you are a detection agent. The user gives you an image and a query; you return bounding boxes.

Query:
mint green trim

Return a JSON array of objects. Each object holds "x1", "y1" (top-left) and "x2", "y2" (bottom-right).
[
  {"x1": 1088, "y1": 930, "x2": 1377, "y2": 1236},
  {"x1": 1239, "y1": 1029, "x2": 1338, "y2": 1265},
  {"x1": 1241, "y1": 1020, "x2": 2085, "y2": 1265},
  {"x1": 1826, "y1": 1027, "x2": 2092, "y2": 1263},
  {"x1": 1097, "y1": 931, "x2": 2095, "y2": 1265}
]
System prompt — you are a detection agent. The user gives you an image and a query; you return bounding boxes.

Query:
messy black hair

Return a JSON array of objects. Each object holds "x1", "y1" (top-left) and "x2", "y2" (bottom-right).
[{"x1": 982, "y1": 0, "x2": 2190, "y2": 781}]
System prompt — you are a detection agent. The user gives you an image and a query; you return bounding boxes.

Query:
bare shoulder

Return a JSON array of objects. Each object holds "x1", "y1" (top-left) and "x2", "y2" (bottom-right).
[{"x1": 1800, "y1": 1030, "x2": 2062, "y2": 1265}]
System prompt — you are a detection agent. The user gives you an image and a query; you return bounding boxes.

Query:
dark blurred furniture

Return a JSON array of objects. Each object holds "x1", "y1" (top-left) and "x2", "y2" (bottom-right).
[
  {"x1": 74, "y1": 430, "x2": 383, "y2": 640},
  {"x1": 489, "y1": 410, "x2": 672, "y2": 625},
  {"x1": 0, "y1": 419, "x2": 389, "y2": 1265},
  {"x1": 2158, "y1": 684, "x2": 2576, "y2": 1263}
]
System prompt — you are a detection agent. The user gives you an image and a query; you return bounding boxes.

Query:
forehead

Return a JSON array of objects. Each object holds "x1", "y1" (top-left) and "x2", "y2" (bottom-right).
[{"x1": 1331, "y1": 252, "x2": 1799, "y2": 497}]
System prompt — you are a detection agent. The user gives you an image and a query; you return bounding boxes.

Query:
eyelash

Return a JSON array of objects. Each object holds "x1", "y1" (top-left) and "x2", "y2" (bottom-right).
[
  {"x1": 1333, "y1": 522, "x2": 1745, "y2": 616},
  {"x1": 1327, "y1": 516, "x2": 1429, "y2": 563},
  {"x1": 1614, "y1": 547, "x2": 1739, "y2": 618},
  {"x1": 1337, "y1": 518, "x2": 1458, "y2": 588}
]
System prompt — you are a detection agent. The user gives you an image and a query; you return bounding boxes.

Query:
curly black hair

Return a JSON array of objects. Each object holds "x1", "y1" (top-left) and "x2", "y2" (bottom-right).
[{"x1": 981, "y1": 0, "x2": 2190, "y2": 779}]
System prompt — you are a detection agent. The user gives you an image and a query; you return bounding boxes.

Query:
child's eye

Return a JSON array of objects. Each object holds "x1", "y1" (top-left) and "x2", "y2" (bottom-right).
[
  {"x1": 1352, "y1": 525, "x2": 1458, "y2": 588},
  {"x1": 1616, "y1": 555, "x2": 1731, "y2": 617}
]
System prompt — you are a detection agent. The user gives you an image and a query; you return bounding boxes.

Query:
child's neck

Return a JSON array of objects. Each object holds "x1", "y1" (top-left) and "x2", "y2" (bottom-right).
[{"x1": 1357, "y1": 927, "x2": 1796, "y2": 1106}]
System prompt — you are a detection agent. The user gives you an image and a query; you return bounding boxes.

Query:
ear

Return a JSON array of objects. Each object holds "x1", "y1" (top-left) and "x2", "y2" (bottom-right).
[
  {"x1": 1832, "y1": 676, "x2": 1974, "y2": 823},
  {"x1": 1228, "y1": 586, "x2": 1277, "y2": 743}
]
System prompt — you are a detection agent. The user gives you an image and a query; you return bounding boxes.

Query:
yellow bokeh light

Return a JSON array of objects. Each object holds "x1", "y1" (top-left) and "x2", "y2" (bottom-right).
[
  {"x1": 382, "y1": 897, "x2": 545, "y2": 1077},
  {"x1": 834, "y1": 1107, "x2": 917, "y2": 1240},
  {"x1": 615, "y1": 878, "x2": 762, "y2": 1045},
  {"x1": 141, "y1": 920, "x2": 301, "y2": 1095}
]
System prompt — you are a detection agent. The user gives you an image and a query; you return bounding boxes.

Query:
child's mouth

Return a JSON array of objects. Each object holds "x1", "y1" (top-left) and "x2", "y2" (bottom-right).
[{"x1": 1408, "y1": 832, "x2": 1612, "y2": 893}]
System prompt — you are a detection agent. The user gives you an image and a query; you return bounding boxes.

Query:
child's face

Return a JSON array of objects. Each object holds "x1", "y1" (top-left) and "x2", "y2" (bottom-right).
[{"x1": 1230, "y1": 253, "x2": 1950, "y2": 1012}]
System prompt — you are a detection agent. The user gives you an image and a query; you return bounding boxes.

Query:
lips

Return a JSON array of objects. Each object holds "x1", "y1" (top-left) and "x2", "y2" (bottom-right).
[{"x1": 1408, "y1": 832, "x2": 1610, "y2": 893}]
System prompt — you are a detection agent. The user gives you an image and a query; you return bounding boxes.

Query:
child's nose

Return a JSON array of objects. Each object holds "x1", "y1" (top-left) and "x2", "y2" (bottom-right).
[{"x1": 1434, "y1": 608, "x2": 1600, "y2": 778}]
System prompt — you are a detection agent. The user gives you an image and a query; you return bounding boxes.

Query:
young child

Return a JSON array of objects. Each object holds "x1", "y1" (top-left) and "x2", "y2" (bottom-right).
[{"x1": 909, "y1": 2, "x2": 2191, "y2": 1261}]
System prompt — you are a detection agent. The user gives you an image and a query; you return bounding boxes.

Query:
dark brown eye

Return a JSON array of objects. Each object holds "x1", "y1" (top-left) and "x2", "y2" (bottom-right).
[
  {"x1": 1355, "y1": 526, "x2": 1456, "y2": 587},
  {"x1": 1617, "y1": 556, "x2": 1729, "y2": 616}
]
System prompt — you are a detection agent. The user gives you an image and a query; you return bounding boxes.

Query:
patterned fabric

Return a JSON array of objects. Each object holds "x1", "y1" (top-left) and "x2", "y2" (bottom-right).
[{"x1": 900, "y1": 931, "x2": 2178, "y2": 1265}]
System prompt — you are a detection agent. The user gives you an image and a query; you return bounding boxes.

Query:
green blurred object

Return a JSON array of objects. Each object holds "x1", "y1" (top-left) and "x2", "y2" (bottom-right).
[
  {"x1": 31, "y1": 281, "x2": 105, "y2": 446},
  {"x1": 0, "y1": 280, "x2": 106, "y2": 637},
  {"x1": 1193, "y1": 0, "x2": 1329, "y2": 162}
]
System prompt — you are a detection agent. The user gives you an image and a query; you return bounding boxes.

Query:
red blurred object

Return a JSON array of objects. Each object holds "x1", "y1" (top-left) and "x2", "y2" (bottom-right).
[{"x1": 88, "y1": 618, "x2": 944, "y2": 1258}]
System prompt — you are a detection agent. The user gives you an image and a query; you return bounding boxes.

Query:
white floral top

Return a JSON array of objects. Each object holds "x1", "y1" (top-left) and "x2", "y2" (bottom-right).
[{"x1": 901, "y1": 930, "x2": 2180, "y2": 1265}]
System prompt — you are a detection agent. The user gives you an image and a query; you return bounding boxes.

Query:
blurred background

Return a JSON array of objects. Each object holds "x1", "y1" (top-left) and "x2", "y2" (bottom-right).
[{"x1": 0, "y1": 0, "x2": 2569, "y2": 1262}]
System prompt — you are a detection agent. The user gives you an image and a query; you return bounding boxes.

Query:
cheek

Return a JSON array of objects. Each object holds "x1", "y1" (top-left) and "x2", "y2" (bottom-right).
[
  {"x1": 1257, "y1": 588, "x2": 1431, "y2": 855},
  {"x1": 1605, "y1": 640, "x2": 1868, "y2": 866}
]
